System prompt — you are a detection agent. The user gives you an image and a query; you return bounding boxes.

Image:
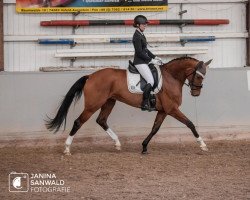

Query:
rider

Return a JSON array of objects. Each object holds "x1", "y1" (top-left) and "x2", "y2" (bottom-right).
[{"x1": 132, "y1": 15, "x2": 162, "y2": 111}]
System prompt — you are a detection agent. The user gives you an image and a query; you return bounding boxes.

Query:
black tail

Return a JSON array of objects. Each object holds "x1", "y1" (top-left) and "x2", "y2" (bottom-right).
[{"x1": 45, "y1": 75, "x2": 89, "y2": 133}]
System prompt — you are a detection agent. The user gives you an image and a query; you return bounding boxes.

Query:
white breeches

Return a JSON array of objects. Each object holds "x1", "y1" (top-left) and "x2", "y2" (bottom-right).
[{"x1": 135, "y1": 64, "x2": 154, "y2": 86}]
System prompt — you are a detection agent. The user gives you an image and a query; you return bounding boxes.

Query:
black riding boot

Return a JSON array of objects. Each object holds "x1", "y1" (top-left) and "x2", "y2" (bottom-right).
[{"x1": 141, "y1": 83, "x2": 152, "y2": 111}]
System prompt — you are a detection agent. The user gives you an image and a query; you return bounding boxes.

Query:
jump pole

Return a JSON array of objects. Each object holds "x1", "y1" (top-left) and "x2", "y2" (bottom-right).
[
  {"x1": 40, "y1": 19, "x2": 229, "y2": 27},
  {"x1": 0, "y1": 0, "x2": 3, "y2": 71},
  {"x1": 247, "y1": 0, "x2": 250, "y2": 66},
  {"x1": 38, "y1": 36, "x2": 216, "y2": 45}
]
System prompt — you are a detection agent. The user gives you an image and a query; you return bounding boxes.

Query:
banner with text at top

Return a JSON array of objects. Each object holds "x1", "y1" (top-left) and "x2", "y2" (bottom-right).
[{"x1": 16, "y1": 0, "x2": 168, "y2": 13}]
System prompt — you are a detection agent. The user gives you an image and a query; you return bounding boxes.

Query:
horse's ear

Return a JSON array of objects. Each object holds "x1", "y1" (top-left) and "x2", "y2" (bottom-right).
[
  {"x1": 205, "y1": 59, "x2": 213, "y2": 67},
  {"x1": 197, "y1": 61, "x2": 204, "y2": 68}
]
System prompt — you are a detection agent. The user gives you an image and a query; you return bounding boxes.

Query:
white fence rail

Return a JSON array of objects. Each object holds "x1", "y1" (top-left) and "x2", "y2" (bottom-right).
[{"x1": 55, "y1": 46, "x2": 208, "y2": 58}]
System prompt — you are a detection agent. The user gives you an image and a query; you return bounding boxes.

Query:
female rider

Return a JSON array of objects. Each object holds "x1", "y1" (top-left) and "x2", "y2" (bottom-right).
[{"x1": 132, "y1": 15, "x2": 162, "y2": 111}]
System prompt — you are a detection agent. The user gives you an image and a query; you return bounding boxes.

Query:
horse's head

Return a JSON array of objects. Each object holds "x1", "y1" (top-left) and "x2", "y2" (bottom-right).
[{"x1": 186, "y1": 59, "x2": 212, "y2": 97}]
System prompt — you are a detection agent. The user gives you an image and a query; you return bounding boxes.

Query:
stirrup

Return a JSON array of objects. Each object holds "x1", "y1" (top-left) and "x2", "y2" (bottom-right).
[{"x1": 141, "y1": 100, "x2": 153, "y2": 112}]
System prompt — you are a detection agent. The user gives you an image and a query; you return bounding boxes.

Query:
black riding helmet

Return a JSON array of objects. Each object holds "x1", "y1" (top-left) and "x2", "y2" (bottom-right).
[{"x1": 133, "y1": 15, "x2": 149, "y2": 27}]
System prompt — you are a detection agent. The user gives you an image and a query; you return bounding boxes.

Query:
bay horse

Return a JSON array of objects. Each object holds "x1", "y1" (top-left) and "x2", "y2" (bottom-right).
[{"x1": 46, "y1": 57, "x2": 212, "y2": 155}]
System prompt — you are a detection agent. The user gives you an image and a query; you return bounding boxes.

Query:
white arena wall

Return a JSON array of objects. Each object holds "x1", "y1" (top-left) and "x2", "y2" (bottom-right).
[
  {"x1": 0, "y1": 68, "x2": 250, "y2": 139},
  {"x1": 3, "y1": 0, "x2": 249, "y2": 71}
]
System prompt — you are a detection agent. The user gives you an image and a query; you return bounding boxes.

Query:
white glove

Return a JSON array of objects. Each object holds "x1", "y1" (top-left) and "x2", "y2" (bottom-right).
[
  {"x1": 149, "y1": 58, "x2": 162, "y2": 65},
  {"x1": 155, "y1": 56, "x2": 162, "y2": 62}
]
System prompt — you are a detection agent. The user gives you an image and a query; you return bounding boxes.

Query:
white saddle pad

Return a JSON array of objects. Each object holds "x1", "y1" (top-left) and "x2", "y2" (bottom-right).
[{"x1": 126, "y1": 65, "x2": 163, "y2": 94}]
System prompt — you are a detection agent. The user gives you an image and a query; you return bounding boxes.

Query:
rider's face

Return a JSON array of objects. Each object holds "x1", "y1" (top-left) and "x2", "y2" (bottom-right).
[{"x1": 138, "y1": 24, "x2": 147, "y2": 32}]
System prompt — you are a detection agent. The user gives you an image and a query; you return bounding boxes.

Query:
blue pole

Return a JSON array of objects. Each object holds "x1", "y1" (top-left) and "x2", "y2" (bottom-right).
[
  {"x1": 38, "y1": 39, "x2": 75, "y2": 45},
  {"x1": 180, "y1": 36, "x2": 215, "y2": 43},
  {"x1": 110, "y1": 38, "x2": 132, "y2": 43}
]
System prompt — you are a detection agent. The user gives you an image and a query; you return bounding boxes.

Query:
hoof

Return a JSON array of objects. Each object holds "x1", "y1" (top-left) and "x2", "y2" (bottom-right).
[
  {"x1": 201, "y1": 145, "x2": 208, "y2": 151},
  {"x1": 64, "y1": 144, "x2": 71, "y2": 155},
  {"x1": 115, "y1": 145, "x2": 121, "y2": 151},
  {"x1": 141, "y1": 150, "x2": 148, "y2": 154},
  {"x1": 64, "y1": 151, "x2": 71, "y2": 156},
  {"x1": 64, "y1": 149, "x2": 71, "y2": 156}
]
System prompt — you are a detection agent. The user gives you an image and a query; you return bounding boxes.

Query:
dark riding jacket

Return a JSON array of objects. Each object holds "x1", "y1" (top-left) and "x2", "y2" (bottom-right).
[{"x1": 132, "y1": 29, "x2": 155, "y2": 65}]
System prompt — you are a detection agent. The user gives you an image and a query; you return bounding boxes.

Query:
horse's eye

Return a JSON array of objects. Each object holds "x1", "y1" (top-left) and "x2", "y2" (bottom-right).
[{"x1": 196, "y1": 75, "x2": 203, "y2": 80}]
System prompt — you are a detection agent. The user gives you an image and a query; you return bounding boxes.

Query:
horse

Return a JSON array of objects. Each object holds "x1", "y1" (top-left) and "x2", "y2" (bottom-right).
[{"x1": 46, "y1": 57, "x2": 212, "y2": 155}]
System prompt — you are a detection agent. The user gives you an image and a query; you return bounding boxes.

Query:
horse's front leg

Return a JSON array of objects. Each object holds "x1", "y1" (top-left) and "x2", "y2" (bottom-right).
[
  {"x1": 142, "y1": 111, "x2": 167, "y2": 154},
  {"x1": 170, "y1": 109, "x2": 208, "y2": 151}
]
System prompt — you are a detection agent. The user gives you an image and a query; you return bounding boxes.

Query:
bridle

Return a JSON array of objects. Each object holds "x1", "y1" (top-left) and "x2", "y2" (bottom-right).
[{"x1": 184, "y1": 62, "x2": 205, "y2": 91}]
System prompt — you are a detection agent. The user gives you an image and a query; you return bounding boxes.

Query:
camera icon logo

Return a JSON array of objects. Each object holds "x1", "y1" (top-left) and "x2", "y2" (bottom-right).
[{"x1": 9, "y1": 172, "x2": 29, "y2": 192}]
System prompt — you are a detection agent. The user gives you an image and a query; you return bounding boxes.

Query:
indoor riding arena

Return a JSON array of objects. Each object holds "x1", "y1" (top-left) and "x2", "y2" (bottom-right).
[{"x1": 0, "y1": 0, "x2": 250, "y2": 199}]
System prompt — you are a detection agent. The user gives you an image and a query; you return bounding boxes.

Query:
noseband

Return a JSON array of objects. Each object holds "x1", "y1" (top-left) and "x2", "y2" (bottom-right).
[{"x1": 185, "y1": 64, "x2": 205, "y2": 91}]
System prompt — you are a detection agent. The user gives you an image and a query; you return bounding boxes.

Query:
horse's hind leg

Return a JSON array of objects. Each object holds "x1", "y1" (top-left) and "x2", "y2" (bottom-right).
[
  {"x1": 64, "y1": 109, "x2": 95, "y2": 155},
  {"x1": 96, "y1": 98, "x2": 121, "y2": 150}
]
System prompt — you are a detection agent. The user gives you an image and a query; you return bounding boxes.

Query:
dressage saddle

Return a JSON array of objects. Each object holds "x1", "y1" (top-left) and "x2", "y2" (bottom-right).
[
  {"x1": 128, "y1": 60, "x2": 159, "y2": 111},
  {"x1": 128, "y1": 60, "x2": 159, "y2": 91}
]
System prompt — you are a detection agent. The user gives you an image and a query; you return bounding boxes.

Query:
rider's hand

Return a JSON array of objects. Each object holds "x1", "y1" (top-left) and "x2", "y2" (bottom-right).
[
  {"x1": 155, "y1": 56, "x2": 162, "y2": 62},
  {"x1": 149, "y1": 58, "x2": 162, "y2": 65}
]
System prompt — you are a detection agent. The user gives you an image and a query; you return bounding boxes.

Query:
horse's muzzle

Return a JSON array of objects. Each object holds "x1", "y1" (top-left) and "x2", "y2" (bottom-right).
[{"x1": 191, "y1": 91, "x2": 200, "y2": 97}]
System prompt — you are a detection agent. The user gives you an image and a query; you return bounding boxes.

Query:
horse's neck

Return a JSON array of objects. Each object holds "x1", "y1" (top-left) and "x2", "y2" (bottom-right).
[{"x1": 164, "y1": 61, "x2": 193, "y2": 84}]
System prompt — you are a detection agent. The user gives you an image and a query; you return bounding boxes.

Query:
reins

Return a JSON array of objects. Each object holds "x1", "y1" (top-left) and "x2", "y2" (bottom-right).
[{"x1": 184, "y1": 64, "x2": 204, "y2": 91}]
